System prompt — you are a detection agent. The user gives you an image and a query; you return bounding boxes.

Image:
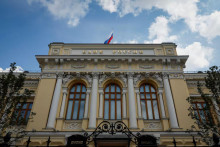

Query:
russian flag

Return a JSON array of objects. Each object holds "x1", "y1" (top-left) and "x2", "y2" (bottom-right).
[{"x1": 104, "y1": 33, "x2": 113, "y2": 44}]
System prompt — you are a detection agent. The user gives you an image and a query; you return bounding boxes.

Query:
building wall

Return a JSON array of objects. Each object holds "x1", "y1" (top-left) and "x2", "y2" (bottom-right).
[{"x1": 12, "y1": 43, "x2": 214, "y2": 146}]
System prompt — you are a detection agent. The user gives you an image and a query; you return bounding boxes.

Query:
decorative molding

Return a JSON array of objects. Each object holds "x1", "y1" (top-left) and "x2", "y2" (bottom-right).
[
  {"x1": 98, "y1": 73, "x2": 127, "y2": 87},
  {"x1": 106, "y1": 62, "x2": 121, "y2": 69},
  {"x1": 169, "y1": 73, "x2": 184, "y2": 79},
  {"x1": 62, "y1": 73, "x2": 92, "y2": 87},
  {"x1": 63, "y1": 121, "x2": 82, "y2": 130},
  {"x1": 71, "y1": 62, "x2": 86, "y2": 69},
  {"x1": 184, "y1": 73, "x2": 207, "y2": 80},
  {"x1": 24, "y1": 81, "x2": 39, "y2": 87},
  {"x1": 133, "y1": 72, "x2": 163, "y2": 88},
  {"x1": 186, "y1": 81, "x2": 206, "y2": 87},
  {"x1": 41, "y1": 73, "x2": 57, "y2": 79},
  {"x1": 139, "y1": 65, "x2": 154, "y2": 69},
  {"x1": 144, "y1": 121, "x2": 162, "y2": 130}
]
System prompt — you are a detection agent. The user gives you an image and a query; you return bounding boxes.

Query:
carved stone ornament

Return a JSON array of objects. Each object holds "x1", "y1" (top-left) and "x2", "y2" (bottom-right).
[
  {"x1": 62, "y1": 73, "x2": 92, "y2": 86},
  {"x1": 71, "y1": 62, "x2": 86, "y2": 69},
  {"x1": 63, "y1": 121, "x2": 82, "y2": 130},
  {"x1": 41, "y1": 73, "x2": 57, "y2": 79},
  {"x1": 99, "y1": 73, "x2": 127, "y2": 87},
  {"x1": 144, "y1": 122, "x2": 162, "y2": 130},
  {"x1": 106, "y1": 62, "x2": 121, "y2": 69},
  {"x1": 133, "y1": 72, "x2": 163, "y2": 88},
  {"x1": 24, "y1": 81, "x2": 39, "y2": 87},
  {"x1": 139, "y1": 65, "x2": 154, "y2": 69},
  {"x1": 169, "y1": 73, "x2": 184, "y2": 79}
]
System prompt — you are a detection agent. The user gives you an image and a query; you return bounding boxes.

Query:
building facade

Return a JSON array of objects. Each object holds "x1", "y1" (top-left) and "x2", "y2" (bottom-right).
[{"x1": 11, "y1": 42, "x2": 219, "y2": 146}]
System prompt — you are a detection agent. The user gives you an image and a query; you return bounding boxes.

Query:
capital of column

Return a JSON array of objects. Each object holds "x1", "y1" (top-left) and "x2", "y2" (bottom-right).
[
  {"x1": 158, "y1": 88, "x2": 163, "y2": 94},
  {"x1": 98, "y1": 88, "x2": 104, "y2": 94},
  {"x1": 86, "y1": 88, "x2": 91, "y2": 94},
  {"x1": 127, "y1": 72, "x2": 134, "y2": 79},
  {"x1": 57, "y1": 73, "x2": 64, "y2": 79},
  {"x1": 162, "y1": 73, "x2": 169, "y2": 79},
  {"x1": 135, "y1": 88, "x2": 140, "y2": 94},
  {"x1": 62, "y1": 87, "x2": 68, "y2": 94},
  {"x1": 92, "y1": 72, "x2": 99, "y2": 79}
]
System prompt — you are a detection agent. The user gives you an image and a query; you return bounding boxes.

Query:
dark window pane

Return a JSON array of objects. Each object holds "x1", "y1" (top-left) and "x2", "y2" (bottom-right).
[
  {"x1": 116, "y1": 86, "x2": 121, "y2": 92},
  {"x1": 110, "y1": 100, "x2": 115, "y2": 119},
  {"x1": 105, "y1": 86, "x2": 109, "y2": 92},
  {"x1": 81, "y1": 94, "x2": 86, "y2": 99},
  {"x1": 197, "y1": 103, "x2": 202, "y2": 109},
  {"x1": 116, "y1": 94, "x2": 121, "y2": 99},
  {"x1": 70, "y1": 86, "x2": 75, "y2": 92},
  {"x1": 82, "y1": 86, "x2": 86, "y2": 92},
  {"x1": 105, "y1": 94, "x2": 109, "y2": 99},
  {"x1": 69, "y1": 94, "x2": 74, "y2": 99},
  {"x1": 111, "y1": 85, "x2": 115, "y2": 92},
  {"x1": 147, "y1": 100, "x2": 153, "y2": 119},
  {"x1": 140, "y1": 94, "x2": 145, "y2": 99},
  {"x1": 111, "y1": 94, "x2": 115, "y2": 99},
  {"x1": 28, "y1": 104, "x2": 33, "y2": 109},
  {"x1": 146, "y1": 94, "x2": 151, "y2": 99},
  {"x1": 72, "y1": 101, "x2": 79, "y2": 119},
  {"x1": 141, "y1": 100, "x2": 147, "y2": 119},
  {"x1": 117, "y1": 100, "x2": 121, "y2": 119},
  {"x1": 26, "y1": 111, "x2": 31, "y2": 121},
  {"x1": 151, "y1": 86, "x2": 156, "y2": 92},
  {"x1": 75, "y1": 94, "x2": 80, "y2": 99},
  {"x1": 140, "y1": 86, "x2": 144, "y2": 92},
  {"x1": 76, "y1": 85, "x2": 81, "y2": 92},
  {"x1": 152, "y1": 94, "x2": 156, "y2": 99},
  {"x1": 145, "y1": 85, "x2": 150, "y2": 92},
  {"x1": 104, "y1": 101, "x2": 109, "y2": 119},
  {"x1": 153, "y1": 100, "x2": 159, "y2": 119},
  {"x1": 22, "y1": 104, "x2": 27, "y2": 109},
  {"x1": 16, "y1": 103, "x2": 21, "y2": 109},
  {"x1": 66, "y1": 101, "x2": 73, "y2": 119},
  {"x1": 79, "y1": 101, "x2": 85, "y2": 120}
]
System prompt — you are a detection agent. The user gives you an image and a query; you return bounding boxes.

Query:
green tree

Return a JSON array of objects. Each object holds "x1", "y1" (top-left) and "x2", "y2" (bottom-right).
[
  {"x1": 187, "y1": 66, "x2": 220, "y2": 145},
  {"x1": 0, "y1": 63, "x2": 34, "y2": 144}
]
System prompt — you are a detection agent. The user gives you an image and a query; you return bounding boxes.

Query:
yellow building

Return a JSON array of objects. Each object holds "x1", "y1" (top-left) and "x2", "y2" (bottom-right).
[{"x1": 11, "y1": 42, "x2": 219, "y2": 146}]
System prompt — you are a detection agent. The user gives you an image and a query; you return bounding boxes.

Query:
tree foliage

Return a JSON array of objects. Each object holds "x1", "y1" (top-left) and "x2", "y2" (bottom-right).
[
  {"x1": 0, "y1": 63, "x2": 33, "y2": 143},
  {"x1": 187, "y1": 66, "x2": 220, "y2": 145}
]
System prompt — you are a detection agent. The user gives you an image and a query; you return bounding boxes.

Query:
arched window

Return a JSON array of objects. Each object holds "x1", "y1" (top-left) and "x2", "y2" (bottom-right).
[
  {"x1": 66, "y1": 83, "x2": 86, "y2": 120},
  {"x1": 139, "y1": 84, "x2": 160, "y2": 120},
  {"x1": 104, "y1": 83, "x2": 122, "y2": 120}
]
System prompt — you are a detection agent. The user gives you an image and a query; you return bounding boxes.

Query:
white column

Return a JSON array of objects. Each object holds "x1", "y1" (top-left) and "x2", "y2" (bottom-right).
[
  {"x1": 59, "y1": 87, "x2": 68, "y2": 118},
  {"x1": 99, "y1": 90, "x2": 104, "y2": 118},
  {"x1": 212, "y1": 99, "x2": 220, "y2": 122},
  {"x1": 84, "y1": 89, "x2": 91, "y2": 119},
  {"x1": 163, "y1": 74, "x2": 179, "y2": 128},
  {"x1": 122, "y1": 91, "x2": 127, "y2": 118},
  {"x1": 88, "y1": 73, "x2": 99, "y2": 128},
  {"x1": 135, "y1": 89, "x2": 142, "y2": 118},
  {"x1": 127, "y1": 73, "x2": 138, "y2": 128},
  {"x1": 47, "y1": 75, "x2": 62, "y2": 128},
  {"x1": 158, "y1": 89, "x2": 166, "y2": 119}
]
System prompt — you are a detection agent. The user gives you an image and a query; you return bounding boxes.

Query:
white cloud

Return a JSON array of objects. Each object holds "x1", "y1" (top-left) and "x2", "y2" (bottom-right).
[
  {"x1": 177, "y1": 42, "x2": 214, "y2": 71},
  {"x1": 97, "y1": 0, "x2": 220, "y2": 41},
  {"x1": 147, "y1": 16, "x2": 177, "y2": 43},
  {"x1": 28, "y1": 0, "x2": 91, "y2": 27},
  {"x1": 96, "y1": 0, "x2": 120, "y2": 13},
  {"x1": 190, "y1": 11, "x2": 220, "y2": 41},
  {"x1": 0, "y1": 66, "x2": 24, "y2": 73}
]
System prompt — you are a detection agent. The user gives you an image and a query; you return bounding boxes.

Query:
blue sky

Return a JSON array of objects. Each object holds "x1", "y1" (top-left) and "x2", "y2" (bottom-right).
[{"x1": 0, "y1": 0, "x2": 220, "y2": 72}]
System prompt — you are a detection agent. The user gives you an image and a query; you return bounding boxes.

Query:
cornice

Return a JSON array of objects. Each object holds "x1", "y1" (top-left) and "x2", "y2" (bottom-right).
[{"x1": 184, "y1": 73, "x2": 207, "y2": 80}]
